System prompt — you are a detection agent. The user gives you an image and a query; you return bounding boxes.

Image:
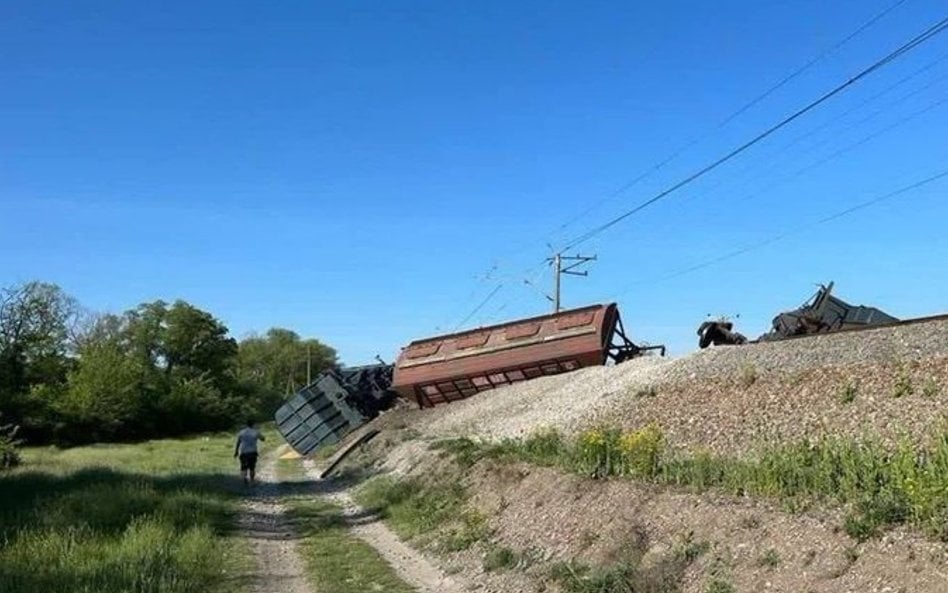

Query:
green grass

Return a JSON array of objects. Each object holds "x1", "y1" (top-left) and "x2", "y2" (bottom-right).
[
  {"x1": 483, "y1": 545, "x2": 522, "y2": 572},
  {"x1": 436, "y1": 426, "x2": 948, "y2": 541},
  {"x1": 355, "y1": 475, "x2": 471, "y2": 543},
  {"x1": 284, "y1": 497, "x2": 415, "y2": 593},
  {"x1": 893, "y1": 370, "x2": 914, "y2": 398},
  {"x1": 838, "y1": 380, "x2": 858, "y2": 404},
  {"x1": 0, "y1": 432, "x2": 248, "y2": 593},
  {"x1": 757, "y1": 548, "x2": 780, "y2": 568},
  {"x1": 705, "y1": 578, "x2": 736, "y2": 593}
]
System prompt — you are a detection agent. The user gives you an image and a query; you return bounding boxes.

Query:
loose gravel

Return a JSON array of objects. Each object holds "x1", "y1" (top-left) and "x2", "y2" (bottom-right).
[{"x1": 410, "y1": 319, "x2": 948, "y2": 453}]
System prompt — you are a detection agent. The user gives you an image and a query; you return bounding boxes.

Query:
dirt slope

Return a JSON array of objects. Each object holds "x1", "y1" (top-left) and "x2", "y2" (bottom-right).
[{"x1": 346, "y1": 318, "x2": 948, "y2": 592}]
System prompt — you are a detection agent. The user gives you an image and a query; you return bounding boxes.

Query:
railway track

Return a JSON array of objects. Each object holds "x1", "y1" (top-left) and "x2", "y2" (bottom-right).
[{"x1": 750, "y1": 312, "x2": 948, "y2": 344}]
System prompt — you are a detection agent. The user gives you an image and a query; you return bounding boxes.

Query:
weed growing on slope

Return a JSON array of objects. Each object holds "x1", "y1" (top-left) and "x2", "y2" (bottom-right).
[
  {"x1": 441, "y1": 509, "x2": 492, "y2": 552},
  {"x1": 893, "y1": 367, "x2": 914, "y2": 398},
  {"x1": 438, "y1": 426, "x2": 948, "y2": 541},
  {"x1": 634, "y1": 385, "x2": 658, "y2": 399},
  {"x1": 758, "y1": 548, "x2": 780, "y2": 568},
  {"x1": 922, "y1": 377, "x2": 940, "y2": 398},
  {"x1": 739, "y1": 363, "x2": 758, "y2": 388},
  {"x1": 547, "y1": 531, "x2": 708, "y2": 593},
  {"x1": 838, "y1": 380, "x2": 858, "y2": 404},
  {"x1": 705, "y1": 578, "x2": 736, "y2": 593},
  {"x1": 482, "y1": 545, "x2": 537, "y2": 572}
]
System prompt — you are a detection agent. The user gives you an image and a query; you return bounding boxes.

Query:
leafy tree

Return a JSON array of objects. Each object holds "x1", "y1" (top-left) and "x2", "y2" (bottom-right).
[
  {"x1": 237, "y1": 328, "x2": 337, "y2": 398},
  {"x1": 0, "y1": 280, "x2": 341, "y2": 444},
  {"x1": 0, "y1": 282, "x2": 78, "y2": 433},
  {"x1": 161, "y1": 301, "x2": 238, "y2": 383},
  {"x1": 57, "y1": 321, "x2": 146, "y2": 441}
]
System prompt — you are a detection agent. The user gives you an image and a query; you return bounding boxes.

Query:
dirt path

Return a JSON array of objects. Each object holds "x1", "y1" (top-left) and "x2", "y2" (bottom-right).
[
  {"x1": 302, "y1": 459, "x2": 465, "y2": 593},
  {"x1": 237, "y1": 460, "x2": 312, "y2": 593}
]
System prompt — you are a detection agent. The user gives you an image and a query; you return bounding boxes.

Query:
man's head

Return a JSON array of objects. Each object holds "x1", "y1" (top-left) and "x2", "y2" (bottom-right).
[{"x1": 246, "y1": 419, "x2": 255, "y2": 428}]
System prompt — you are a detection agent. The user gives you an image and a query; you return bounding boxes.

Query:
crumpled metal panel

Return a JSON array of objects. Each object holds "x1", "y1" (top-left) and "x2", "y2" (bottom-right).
[{"x1": 274, "y1": 364, "x2": 395, "y2": 456}]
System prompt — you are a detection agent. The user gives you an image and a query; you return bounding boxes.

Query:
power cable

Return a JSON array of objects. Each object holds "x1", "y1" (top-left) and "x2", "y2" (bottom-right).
[
  {"x1": 563, "y1": 14, "x2": 948, "y2": 251},
  {"x1": 620, "y1": 168, "x2": 948, "y2": 289},
  {"x1": 547, "y1": 0, "x2": 912, "y2": 241},
  {"x1": 642, "y1": 72, "x2": 948, "y2": 240},
  {"x1": 658, "y1": 51, "x2": 948, "y2": 219},
  {"x1": 452, "y1": 284, "x2": 502, "y2": 331},
  {"x1": 448, "y1": 0, "x2": 912, "y2": 321}
]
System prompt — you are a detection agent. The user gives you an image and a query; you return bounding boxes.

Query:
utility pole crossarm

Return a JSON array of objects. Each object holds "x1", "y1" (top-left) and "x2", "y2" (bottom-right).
[{"x1": 546, "y1": 253, "x2": 597, "y2": 313}]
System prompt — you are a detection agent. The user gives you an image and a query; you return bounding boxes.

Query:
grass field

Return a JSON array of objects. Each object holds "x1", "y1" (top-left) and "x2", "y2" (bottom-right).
[{"x1": 0, "y1": 433, "x2": 248, "y2": 593}]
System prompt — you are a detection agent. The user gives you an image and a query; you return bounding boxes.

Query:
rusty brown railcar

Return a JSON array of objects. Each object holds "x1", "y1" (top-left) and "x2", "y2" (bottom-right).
[{"x1": 392, "y1": 303, "x2": 664, "y2": 407}]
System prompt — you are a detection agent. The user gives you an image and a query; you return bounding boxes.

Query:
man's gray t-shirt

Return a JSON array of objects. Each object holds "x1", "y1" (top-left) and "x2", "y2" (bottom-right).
[{"x1": 236, "y1": 428, "x2": 263, "y2": 454}]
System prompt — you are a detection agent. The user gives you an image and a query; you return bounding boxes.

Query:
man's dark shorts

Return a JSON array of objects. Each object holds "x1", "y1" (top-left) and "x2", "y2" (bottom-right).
[{"x1": 239, "y1": 452, "x2": 258, "y2": 471}]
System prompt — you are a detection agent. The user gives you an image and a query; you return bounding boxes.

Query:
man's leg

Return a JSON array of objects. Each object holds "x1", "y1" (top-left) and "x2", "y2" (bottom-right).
[{"x1": 240, "y1": 456, "x2": 250, "y2": 485}]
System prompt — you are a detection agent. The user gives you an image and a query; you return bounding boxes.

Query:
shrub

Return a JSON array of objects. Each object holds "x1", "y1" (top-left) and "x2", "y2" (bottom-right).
[
  {"x1": 921, "y1": 377, "x2": 940, "y2": 398},
  {"x1": 619, "y1": 424, "x2": 665, "y2": 478},
  {"x1": 893, "y1": 368, "x2": 914, "y2": 398},
  {"x1": 739, "y1": 363, "x2": 758, "y2": 387},
  {"x1": 633, "y1": 386, "x2": 657, "y2": 398},
  {"x1": 483, "y1": 546, "x2": 519, "y2": 572},
  {"x1": 758, "y1": 548, "x2": 780, "y2": 568},
  {"x1": 0, "y1": 413, "x2": 23, "y2": 469}
]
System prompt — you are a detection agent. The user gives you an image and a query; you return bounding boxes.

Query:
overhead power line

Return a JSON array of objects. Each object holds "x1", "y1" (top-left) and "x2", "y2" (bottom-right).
[
  {"x1": 563, "y1": 13, "x2": 948, "y2": 251},
  {"x1": 643, "y1": 76, "x2": 948, "y2": 241},
  {"x1": 448, "y1": 3, "x2": 927, "y2": 333},
  {"x1": 623, "y1": 167, "x2": 948, "y2": 288},
  {"x1": 452, "y1": 284, "x2": 502, "y2": 331},
  {"x1": 717, "y1": 0, "x2": 910, "y2": 128},
  {"x1": 548, "y1": 0, "x2": 911, "y2": 241}
]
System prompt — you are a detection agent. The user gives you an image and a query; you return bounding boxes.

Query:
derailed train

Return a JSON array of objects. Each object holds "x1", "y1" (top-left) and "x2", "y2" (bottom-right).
[
  {"x1": 276, "y1": 302, "x2": 663, "y2": 455},
  {"x1": 277, "y1": 282, "x2": 902, "y2": 456},
  {"x1": 697, "y1": 282, "x2": 898, "y2": 348}
]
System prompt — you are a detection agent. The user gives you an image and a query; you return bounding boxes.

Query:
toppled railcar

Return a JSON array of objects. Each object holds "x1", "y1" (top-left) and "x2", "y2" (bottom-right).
[
  {"x1": 392, "y1": 302, "x2": 664, "y2": 408},
  {"x1": 274, "y1": 364, "x2": 396, "y2": 456},
  {"x1": 697, "y1": 319, "x2": 747, "y2": 348},
  {"x1": 760, "y1": 282, "x2": 898, "y2": 340},
  {"x1": 695, "y1": 282, "x2": 900, "y2": 348}
]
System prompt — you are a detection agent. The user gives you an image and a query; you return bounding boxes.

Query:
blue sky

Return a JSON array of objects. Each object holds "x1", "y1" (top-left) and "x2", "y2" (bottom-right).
[{"x1": 2, "y1": 0, "x2": 947, "y2": 364}]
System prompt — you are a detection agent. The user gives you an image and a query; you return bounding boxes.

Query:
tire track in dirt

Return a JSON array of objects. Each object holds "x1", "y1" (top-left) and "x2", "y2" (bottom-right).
[
  {"x1": 238, "y1": 459, "x2": 312, "y2": 593},
  {"x1": 301, "y1": 459, "x2": 465, "y2": 593}
]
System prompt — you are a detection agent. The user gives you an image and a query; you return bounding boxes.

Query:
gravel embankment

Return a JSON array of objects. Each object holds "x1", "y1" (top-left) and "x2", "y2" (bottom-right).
[{"x1": 410, "y1": 319, "x2": 948, "y2": 453}]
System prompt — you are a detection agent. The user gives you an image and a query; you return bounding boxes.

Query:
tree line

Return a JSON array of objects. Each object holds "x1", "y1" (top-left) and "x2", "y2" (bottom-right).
[{"x1": 0, "y1": 281, "x2": 337, "y2": 445}]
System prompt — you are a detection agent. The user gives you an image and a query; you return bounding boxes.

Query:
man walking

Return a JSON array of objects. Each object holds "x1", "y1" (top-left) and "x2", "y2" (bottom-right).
[{"x1": 234, "y1": 420, "x2": 265, "y2": 486}]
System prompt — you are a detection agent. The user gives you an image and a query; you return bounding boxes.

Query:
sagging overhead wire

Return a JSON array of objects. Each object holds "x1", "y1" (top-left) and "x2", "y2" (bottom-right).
[
  {"x1": 449, "y1": 4, "x2": 928, "y2": 333},
  {"x1": 641, "y1": 71, "x2": 948, "y2": 241},
  {"x1": 562, "y1": 13, "x2": 948, "y2": 251},
  {"x1": 547, "y1": 0, "x2": 911, "y2": 242},
  {"x1": 618, "y1": 167, "x2": 948, "y2": 290},
  {"x1": 452, "y1": 284, "x2": 502, "y2": 332},
  {"x1": 655, "y1": 50, "x2": 948, "y2": 221}
]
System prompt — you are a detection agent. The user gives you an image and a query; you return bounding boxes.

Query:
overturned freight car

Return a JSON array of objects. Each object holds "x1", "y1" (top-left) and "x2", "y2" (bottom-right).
[
  {"x1": 695, "y1": 282, "x2": 900, "y2": 348},
  {"x1": 392, "y1": 302, "x2": 664, "y2": 407},
  {"x1": 274, "y1": 364, "x2": 396, "y2": 456},
  {"x1": 760, "y1": 281, "x2": 898, "y2": 340}
]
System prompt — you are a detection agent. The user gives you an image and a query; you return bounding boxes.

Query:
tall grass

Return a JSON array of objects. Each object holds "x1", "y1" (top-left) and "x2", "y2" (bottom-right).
[
  {"x1": 435, "y1": 426, "x2": 948, "y2": 541},
  {"x1": 0, "y1": 433, "x2": 246, "y2": 593}
]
